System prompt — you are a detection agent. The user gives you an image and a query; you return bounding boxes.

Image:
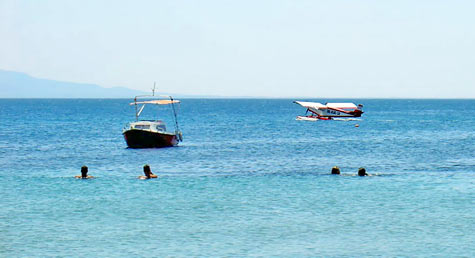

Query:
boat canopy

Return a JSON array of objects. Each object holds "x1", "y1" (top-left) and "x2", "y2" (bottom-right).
[{"x1": 130, "y1": 100, "x2": 180, "y2": 105}]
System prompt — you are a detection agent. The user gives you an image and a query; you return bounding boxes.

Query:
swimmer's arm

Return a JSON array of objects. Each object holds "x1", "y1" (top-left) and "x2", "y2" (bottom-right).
[{"x1": 150, "y1": 174, "x2": 158, "y2": 178}]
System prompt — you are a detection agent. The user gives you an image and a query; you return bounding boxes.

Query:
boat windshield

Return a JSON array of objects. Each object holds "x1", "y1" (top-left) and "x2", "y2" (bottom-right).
[
  {"x1": 134, "y1": 125, "x2": 150, "y2": 130},
  {"x1": 156, "y1": 125, "x2": 166, "y2": 131}
]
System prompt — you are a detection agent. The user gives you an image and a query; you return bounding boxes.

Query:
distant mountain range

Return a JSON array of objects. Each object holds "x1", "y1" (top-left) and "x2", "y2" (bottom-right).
[{"x1": 0, "y1": 70, "x2": 149, "y2": 98}]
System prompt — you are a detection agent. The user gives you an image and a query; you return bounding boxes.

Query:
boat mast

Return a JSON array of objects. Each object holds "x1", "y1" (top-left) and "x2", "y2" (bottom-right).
[{"x1": 134, "y1": 96, "x2": 138, "y2": 122}]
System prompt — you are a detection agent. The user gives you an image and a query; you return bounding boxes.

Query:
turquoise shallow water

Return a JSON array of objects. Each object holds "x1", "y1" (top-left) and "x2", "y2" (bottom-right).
[{"x1": 0, "y1": 99, "x2": 474, "y2": 257}]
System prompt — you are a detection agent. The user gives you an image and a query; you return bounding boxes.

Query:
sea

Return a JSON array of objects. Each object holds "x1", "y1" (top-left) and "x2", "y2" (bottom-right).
[{"x1": 0, "y1": 99, "x2": 474, "y2": 257}]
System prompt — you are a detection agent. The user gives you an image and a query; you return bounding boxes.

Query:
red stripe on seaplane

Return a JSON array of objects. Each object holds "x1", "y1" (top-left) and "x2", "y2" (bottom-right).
[{"x1": 326, "y1": 106, "x2": 355, "y2": 114}]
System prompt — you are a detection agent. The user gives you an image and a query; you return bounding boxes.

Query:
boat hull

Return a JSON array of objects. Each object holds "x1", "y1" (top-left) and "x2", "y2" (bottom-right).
[{"x1": 123, "y1": 129, "x2": 178, "y2": 148}]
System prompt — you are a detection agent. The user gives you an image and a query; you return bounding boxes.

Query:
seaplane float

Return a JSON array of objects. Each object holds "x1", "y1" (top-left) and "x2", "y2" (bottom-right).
[
  {"x1": 294, "y1": 101, "x2": 364, "y2": 121},
  {"x1": 123, "y1": 90, "x2": 183, "y2": 148}
]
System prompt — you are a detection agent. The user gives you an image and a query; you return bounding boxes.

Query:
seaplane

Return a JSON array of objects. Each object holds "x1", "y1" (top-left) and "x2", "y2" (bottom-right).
[{"x1": 294, "y1": 101, "x2": 364, "y2": 121}]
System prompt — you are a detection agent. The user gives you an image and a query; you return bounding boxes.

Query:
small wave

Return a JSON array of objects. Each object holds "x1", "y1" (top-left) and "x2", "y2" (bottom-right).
[
  {"x1": 332, "y1": 118, "x2": 362, "y2": 121},
  {"x1": 339, "y1": 173, "x2": 392, "y2": 177}
]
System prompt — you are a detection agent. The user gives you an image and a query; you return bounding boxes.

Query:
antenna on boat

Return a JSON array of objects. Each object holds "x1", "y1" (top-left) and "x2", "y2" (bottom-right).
[{"x1": 169, "y1": 95, "x2": 181, "y2": 136}]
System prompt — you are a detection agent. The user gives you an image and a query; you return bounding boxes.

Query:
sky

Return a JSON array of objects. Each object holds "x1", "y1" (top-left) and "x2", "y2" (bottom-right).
[{"x1": 1, "y1": 0, "x2": 474, "y2": 98}]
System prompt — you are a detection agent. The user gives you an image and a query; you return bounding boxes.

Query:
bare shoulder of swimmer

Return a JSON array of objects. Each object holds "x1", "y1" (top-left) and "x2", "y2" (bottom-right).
[{"x1": 75, "y1": 175, "x2": 94, "y2": 179}]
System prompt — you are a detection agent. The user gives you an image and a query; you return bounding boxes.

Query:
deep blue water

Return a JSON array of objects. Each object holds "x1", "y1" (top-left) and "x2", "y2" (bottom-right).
[{"x1": 0, "y1": 99, "x2": 474, "y2": 257}]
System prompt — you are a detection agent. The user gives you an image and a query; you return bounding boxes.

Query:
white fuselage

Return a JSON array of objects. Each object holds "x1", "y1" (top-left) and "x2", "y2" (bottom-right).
[{"x1": 309, "y1": 107, "x2": 354, "y2": 117}]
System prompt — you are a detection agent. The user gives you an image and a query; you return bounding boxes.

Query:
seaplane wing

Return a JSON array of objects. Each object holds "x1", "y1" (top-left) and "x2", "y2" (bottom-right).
[
  {"x1": 294, "y1": 101, "x2": 363, "y2": 121},
  {"x1": 294, "y1": 101, "x2": 326, "y2": 110}
]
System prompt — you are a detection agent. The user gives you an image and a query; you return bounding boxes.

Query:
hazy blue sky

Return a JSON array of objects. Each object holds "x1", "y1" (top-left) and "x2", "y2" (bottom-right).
[{"x1": 1, "y1": 0, "x2": 474, "y2": 98}]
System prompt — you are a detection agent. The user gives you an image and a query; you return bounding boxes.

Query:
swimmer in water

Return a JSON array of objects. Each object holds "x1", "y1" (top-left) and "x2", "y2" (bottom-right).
[
  {"x1": 331, "y1": 166, "x2": 341, "y2": 175},
  {"x1": 75, "y1": 166, "x2": 94, "y2": 179},
  {"x1": 358, "y1": 167, "x2": 368, "y2": 176},
  {"x1": 138, "y1": 164, "x2": 158, "y2": 179}
]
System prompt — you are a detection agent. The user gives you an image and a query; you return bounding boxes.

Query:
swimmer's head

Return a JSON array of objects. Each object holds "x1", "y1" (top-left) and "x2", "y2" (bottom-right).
[
  {"x1": 143, "y1": 165, "x2": 151, "y2": 177},
  {"x1": 358, "y1": 167, "x2": 367, "y2": 176},
  {"x1": 81, "y1": 166, "x2": 88, "y2": 177},
  {"x1": 331, "y1": 166, "x2": 340, "y2": 175}
]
